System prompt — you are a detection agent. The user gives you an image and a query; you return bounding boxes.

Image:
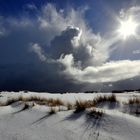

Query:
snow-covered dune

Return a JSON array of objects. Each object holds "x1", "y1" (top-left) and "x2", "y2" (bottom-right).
[{"x1": 0, "y1": 91, "x2": 139, "y2": 140}]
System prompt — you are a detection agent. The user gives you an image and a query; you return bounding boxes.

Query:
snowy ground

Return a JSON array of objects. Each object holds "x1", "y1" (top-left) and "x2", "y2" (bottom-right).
[{"x1": 0, "y1": 91, "x2": 140, "y2": 140}]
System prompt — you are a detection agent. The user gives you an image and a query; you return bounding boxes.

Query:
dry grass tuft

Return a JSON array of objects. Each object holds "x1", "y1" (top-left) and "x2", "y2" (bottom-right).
[
  {"x1": 18, "y1": 95, "x2": 45, "y2": 102},
  {"x1": 0, "y1": 98, "x2": 19, "y2": 106},
  {"x1": 88, "y1": 108, "x2": 104, "y2": 119},
  {"x1": 66, "y1": 102, "x2": 74, "y2": 110},
  {"x1": 49, "y1": 107, "x2": 56, "y2": 115},
  {"x1": 36, "y1": 98, "x2": 64, "y2": 106},
  {"x1": 125, "y1": 97, "x2": 140, "y2": 115},
  {"x1": 93, "y1": 94, "x2": 117, "y2": 105},
  {"x1": 128, "y1": 97, "x2": 140, "y2": 105},
  {"x1": 74, "y1": 100, "x2": 91, "y2": 113},
  {"x1": 46, "y1": 98, "x2": 64, "y2": 106},
  {"x1": 107, "y1": 94, "x2": 117, "y2": 102}
]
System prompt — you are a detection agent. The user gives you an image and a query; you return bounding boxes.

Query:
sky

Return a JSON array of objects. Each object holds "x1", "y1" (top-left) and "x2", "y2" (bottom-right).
[{"x1": 0, "y1": 0, "x2": 140, "y2": 92}]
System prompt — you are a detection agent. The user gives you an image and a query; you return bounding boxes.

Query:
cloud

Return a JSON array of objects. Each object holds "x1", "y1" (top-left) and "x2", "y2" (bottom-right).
[
  {"x1": 59, "y1": 56, "x2": 140, "y2": 83},
  {"x1": 49, "y1": 25, "x2": 115, "y2": 68},
  {"x1": 26, "y1": 3, "x2": 37, "y2": 11},
  {"x1": 119, "y1": 6, "x2": 140, "y2": 27},
  {"x1": 133, "y1": 50, "x2": 140, "y2": 54},
  {"x1": 0, "y1": 4, "x2": 140, "y2": 92},
  {"x1": 30, "y1": 43, "x2": 46, "y2": 61},
  {"x1": 0, "y1": 30, "x2": 5, "y2": 36}
]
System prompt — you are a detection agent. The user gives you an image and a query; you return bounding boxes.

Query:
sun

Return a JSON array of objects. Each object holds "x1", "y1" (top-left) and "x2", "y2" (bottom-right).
[{"x1": 117, "y1": 17, "x2": 138, "y2": 40}]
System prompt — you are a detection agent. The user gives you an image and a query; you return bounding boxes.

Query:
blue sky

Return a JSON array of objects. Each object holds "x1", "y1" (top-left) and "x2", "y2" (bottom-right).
[
  {"x1": 0, "y1": 0, "x2": 140, "y2": 92},
  {"x1": 0, "y1": 0, "x2": 136, "y2": 32}
]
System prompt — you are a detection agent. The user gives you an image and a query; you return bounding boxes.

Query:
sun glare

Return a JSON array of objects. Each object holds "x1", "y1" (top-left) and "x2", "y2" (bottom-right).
[{"x1": 118, "y1": 17, "x2": 138, "y2": 40}]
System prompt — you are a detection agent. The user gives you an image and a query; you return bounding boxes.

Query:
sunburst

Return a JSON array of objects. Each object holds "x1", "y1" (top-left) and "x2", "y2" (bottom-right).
[{"x1": 117, "y1": 17, "x2": 138, "y2": 40}]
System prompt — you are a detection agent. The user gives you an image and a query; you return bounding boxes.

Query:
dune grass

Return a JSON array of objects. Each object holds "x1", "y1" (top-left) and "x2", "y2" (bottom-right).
[
  {"x1": 87, "y1": 108, "x2": 104, "y2": 119},
  {"x1": 125, "y1": 97, "x2": 140, "y2": 115},
  {"x1": 49, "y1": 107, "x2": 56, "y2": 115},
  {"x1": 74, "y1": 100, "x2": 87, "y2": 113},
  {"x1": 1, "y1": 94, "x2": 140, "y2": 117},
  {"x1": 66, "y1": 102, "x2": 74, "y2": 110},
  {"x1": 92, "y1": 94, "x2": 118, "y2": 105},
  {"x1": 128, "y1": 97, "x2": 140, "y2": 104},
  {"x1": 0, "y1": 95, "x2": 64, "y2": 107},
  {"x1": 0, "y1": 94, "x2": 118, "y2": 109}
]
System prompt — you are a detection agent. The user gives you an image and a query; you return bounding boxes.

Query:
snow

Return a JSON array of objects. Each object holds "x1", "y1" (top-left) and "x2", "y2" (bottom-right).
[{"x1": 0, "y1": 91, "x2": 140, "y2": 140}]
